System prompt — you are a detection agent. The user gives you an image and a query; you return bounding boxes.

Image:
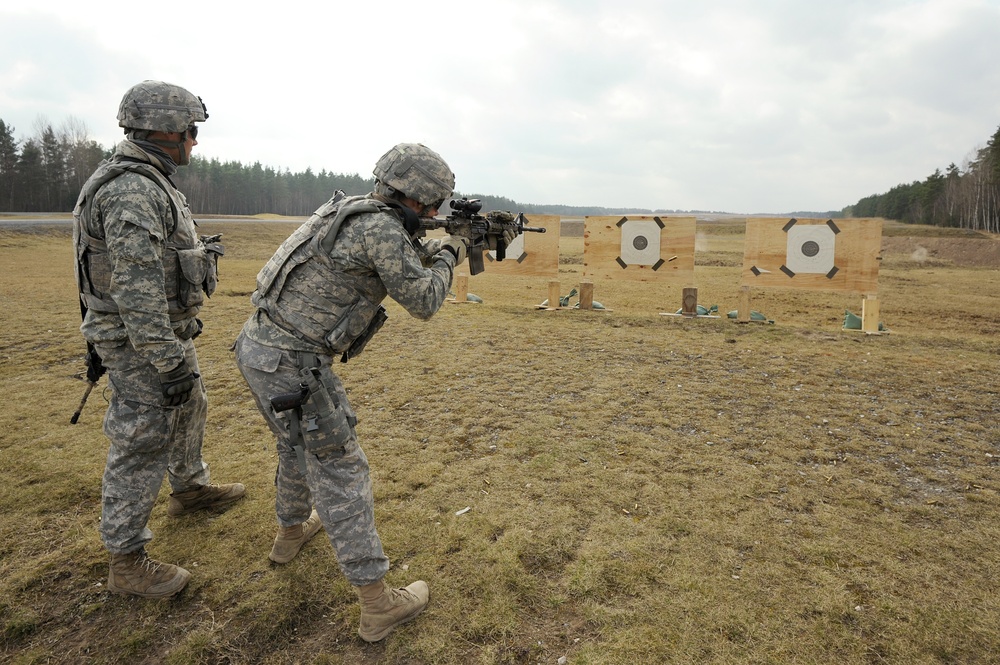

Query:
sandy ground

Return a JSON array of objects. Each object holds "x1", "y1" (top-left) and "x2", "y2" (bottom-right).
[{"x1": 881, "y1": 236, "x2": 1000, "y2": 267}]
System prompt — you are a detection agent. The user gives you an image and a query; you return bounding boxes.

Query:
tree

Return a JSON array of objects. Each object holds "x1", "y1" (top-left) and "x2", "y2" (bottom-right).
[
  {"x1": 38, "y1": 124, "x2": 66, "y2": 211},
  {"x1": 14, "y1": 139, "x2": 45, "y2": 211},
  {"x1": 0, "y1": 119, "x2": 19, "y2": 211}
]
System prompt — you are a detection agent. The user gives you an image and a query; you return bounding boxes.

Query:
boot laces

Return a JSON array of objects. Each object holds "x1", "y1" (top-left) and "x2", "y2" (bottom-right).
[{"x1": 136, "y1": 551, "x2": 163, "y2": 574}]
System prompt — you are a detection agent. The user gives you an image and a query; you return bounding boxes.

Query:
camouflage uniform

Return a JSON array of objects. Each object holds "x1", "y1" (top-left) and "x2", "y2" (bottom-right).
[
  {"x1": 235, "y1": 192, "x2": 456, "y2": 585},
  {"x1": 74, "y1": 139, "x2": 219, "y2": 554}
]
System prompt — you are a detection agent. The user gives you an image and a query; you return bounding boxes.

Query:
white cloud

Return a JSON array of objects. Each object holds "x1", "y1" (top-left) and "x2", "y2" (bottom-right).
[{"x1": 2, "y1": 0, "x2": 999, "y2": 213}]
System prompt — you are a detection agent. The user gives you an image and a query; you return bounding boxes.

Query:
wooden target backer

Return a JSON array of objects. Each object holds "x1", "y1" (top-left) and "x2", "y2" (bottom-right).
[
  {"x1": 584, "y1": 215, "x2": 695, "y2": 283},
  {"x1": 742, "y1": 217, "x2": 882, "y2": 294},
  {"x1": 483, "y1": 214, "x2": 561, "y2": 277}
]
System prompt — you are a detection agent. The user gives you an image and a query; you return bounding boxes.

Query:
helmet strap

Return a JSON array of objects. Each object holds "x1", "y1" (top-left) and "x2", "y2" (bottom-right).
[{"x1": 379, "y1": 197, "x2": 421, "y2": 237}]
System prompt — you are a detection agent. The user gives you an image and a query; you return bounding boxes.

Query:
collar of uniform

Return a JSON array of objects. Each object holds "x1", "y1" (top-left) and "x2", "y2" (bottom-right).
[{"x1": 116, "y1": 140, "x2": 176, "y2": 176}]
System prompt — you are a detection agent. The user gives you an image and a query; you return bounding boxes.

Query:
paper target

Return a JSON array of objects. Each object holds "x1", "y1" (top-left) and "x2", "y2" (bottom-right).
[
  {"x1": 741, "y1": 217, "x2": 882, "y2": 294},
  {"x1": 583, "y1": 215, "x2": 695, "y2": 283},
  {"x1": 785, "y1": 223, "x2": 837, "y2": 276},
  {"x1": 618, "y1": 218, "x2": 664, "y2": 268}
]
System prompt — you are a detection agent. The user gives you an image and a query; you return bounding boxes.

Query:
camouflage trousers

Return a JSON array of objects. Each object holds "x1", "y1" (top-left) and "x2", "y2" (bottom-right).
[
  {"x1": 234, "y1": 332, "x2": 389, "y2": 586},
  {"x1": 96, "y1": 337, "x2": 210, "y2": 554}
]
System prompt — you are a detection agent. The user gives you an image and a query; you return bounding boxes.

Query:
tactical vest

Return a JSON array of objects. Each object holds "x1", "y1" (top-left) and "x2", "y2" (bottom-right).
[
  {"x1": 252, "y1": 193, "x2": 392, "y2": 354},
  {"x1": 73, "y1": 158, "x2": 217, "y2": 322}
]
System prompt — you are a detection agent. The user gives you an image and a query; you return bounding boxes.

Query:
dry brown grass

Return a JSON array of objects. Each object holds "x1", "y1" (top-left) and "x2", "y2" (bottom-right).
[{"x1": 1, "y1": 218, "x2": 999, "y2": 664}]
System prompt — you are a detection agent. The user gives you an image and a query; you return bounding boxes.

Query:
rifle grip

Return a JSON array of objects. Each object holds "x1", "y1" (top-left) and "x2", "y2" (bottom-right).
[{"x1": 269, "y1": 385, "x2": 309, "y2": 413}]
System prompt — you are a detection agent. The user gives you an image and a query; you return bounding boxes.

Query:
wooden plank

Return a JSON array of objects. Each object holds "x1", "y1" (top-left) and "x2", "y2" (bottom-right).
[
  {"x1": 682, "y1": 287, "x2": 698, "y2": 316},
  {"x1": 583, "y1": 215, "x2": 695, "y2": 283},
  {"x1": 862, "y1": 295, "x2": 881, "y2": 333},
  {"x1": 579, "y1": 280, "x2": 595, "y2": 310},
  {"x1": 742, "y1": 217, "x2": 882, "y2": 294},
  {"x1": 737, "y1": 285, "x2": 751, "y2": 323},
  {"x1": 482, "y1": 214, "x2": 561, "y2": 277},
  {"x1": 548, "y1": 280, "x2": 561, "y2": 309}
]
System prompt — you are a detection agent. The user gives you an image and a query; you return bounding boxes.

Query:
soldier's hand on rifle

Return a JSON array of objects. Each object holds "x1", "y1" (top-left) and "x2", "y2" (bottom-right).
[
  {"x1": 484, "y1": 227, "x2": 519, "y2": 253},
  {"x1": 440, "y1": 235, "x2": 469, "y2": 266},
  {"x1": 502, "y1": 227, "x2": 517, "y2": 249},
  {"x1": 159, "y1": 361, "x2": 201, "y2": 407}
]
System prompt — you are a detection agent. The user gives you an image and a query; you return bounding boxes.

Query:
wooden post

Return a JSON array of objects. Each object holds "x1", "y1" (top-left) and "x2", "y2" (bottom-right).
[
  {"x1": 455, "y1": 274, "x2": 469, "y2": 303},
  {"x1": 681, "y1": 287, "x2": 698, "y2": 317},
  {"x1": 579, "y1": 281, "x2": 594, "y2": 310},
  {"x1": 548, "y1": 280, "x2": 561, "y2": 309},
  {"x1": 737, "y1": 285, "x2": 751, "y2": 323},
  {"x1": 862, "y1": 295, "x2": 880, "y2": 333}
]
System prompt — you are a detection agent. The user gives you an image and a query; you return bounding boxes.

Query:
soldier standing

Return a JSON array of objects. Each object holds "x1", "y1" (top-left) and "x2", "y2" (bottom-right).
[
  {"x1": 234, "y1": 143, "x2": 469, "y2": 641},
  {"x1": 73, "y1": 80, "x2": 245, "y2": 598}
]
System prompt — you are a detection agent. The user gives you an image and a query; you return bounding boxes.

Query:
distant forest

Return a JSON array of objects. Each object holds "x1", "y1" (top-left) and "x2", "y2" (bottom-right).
[
  {"x1": 0, "y1": 117, "x2": 675, "y2": 217},
  {"x1": 10, "y1": 115, "x2": 999, "y2": 227},
  {"x1": 845, "y1": 125, "x2": 1000, "y2": 233}
]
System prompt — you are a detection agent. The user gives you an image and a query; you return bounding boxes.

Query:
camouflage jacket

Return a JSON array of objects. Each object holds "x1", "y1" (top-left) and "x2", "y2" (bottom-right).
[
  {"x1": 73, "y1": 140, "x2": 217, "y2": 373},
  {"x1": 244, "y1": 193, "x2": 456, "y2": 355}
]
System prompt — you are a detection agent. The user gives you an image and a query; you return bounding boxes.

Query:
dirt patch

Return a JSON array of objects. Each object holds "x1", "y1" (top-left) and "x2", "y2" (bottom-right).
[{"x1": 881, "y1": 236, "x2": 1000, "y2": 268}]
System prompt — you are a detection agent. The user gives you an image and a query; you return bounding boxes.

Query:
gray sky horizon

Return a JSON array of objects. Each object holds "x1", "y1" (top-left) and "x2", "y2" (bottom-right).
[{"x1": 2, "y1": 0, "x2": 999, "y2": 215}]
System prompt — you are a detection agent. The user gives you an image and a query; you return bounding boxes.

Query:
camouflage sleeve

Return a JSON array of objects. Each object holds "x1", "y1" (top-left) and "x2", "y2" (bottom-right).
[
  {"x1": 365, "y1": 214, "x2": 454, "y2": 320},
  {"x1": 98, "y1": 176, "x2": 186, "y2": 372},
  {"x1": 415, "y1": 237, "x2": 443, "y2": 268}
]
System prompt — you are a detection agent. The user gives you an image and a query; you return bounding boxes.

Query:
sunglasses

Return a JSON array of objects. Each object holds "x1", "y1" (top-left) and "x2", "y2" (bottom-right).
[
  {"x1": 420, "y1": 199, "x2": 446, "y2": 217},
  {"x1": 186, "y1": 125, "x2": 199, "y2": 140}
]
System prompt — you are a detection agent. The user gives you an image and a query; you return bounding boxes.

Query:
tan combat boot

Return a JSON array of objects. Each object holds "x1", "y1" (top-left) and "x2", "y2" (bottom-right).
[
  {"x1": 168, "y1": 482, "x2": 246, "y2": 517},
  {"x1": 269, "y1": 509, "x2": 324, "y2": 563},
  {"x1": 355, "y1": 579, "x2": 429, "y2": 642},
  {"x1": 108, "y1": 549, "x2": 191, "y2": 598}
]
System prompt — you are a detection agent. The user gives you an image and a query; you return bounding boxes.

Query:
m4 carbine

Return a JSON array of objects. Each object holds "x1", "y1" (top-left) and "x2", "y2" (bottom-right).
[{"x1": 418, "y1": 198, "x2": 545, "y2": 275}]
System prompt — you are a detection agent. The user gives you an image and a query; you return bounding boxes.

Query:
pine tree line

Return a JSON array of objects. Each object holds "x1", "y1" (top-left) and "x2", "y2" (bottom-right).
[
  {"x1": 0, "y1": 118, "x2": 381, "y2": 216},
  {"x1": 19, "y1": 114, "x2": 992, "y2": 222},
  {"x1": 845, "y1": 125, "x2": 1000, "y2": 233},
  {"x1": 0, "y1": 116, "x2": 676, "y2": 217}
]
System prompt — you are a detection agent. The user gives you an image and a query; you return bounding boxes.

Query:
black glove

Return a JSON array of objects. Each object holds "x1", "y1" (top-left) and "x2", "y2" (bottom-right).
[
  {"x1": 85, "y1": 344, "x2": 106, "y2": 384},
  {"x1": 158, "y1": 362, "x2": 201, "y2": 407}
]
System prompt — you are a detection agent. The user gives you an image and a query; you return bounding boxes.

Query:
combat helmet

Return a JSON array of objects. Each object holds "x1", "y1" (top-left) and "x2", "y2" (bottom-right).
[
  {"x1": 373, "y1": 143, "x2": 455, "y2": 206},
  {"x1": 117, "y1": 80, "x2": 208, "y2": 133}
]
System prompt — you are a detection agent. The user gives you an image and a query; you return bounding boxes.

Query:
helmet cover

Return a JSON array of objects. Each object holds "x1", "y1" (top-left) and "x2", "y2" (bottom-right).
[
  {"x1": 117, "y1": 80, "x2": 208, "y2": 133},
  {"x1": 373, "y1": 143, "x2": 455, "y2": 205}
]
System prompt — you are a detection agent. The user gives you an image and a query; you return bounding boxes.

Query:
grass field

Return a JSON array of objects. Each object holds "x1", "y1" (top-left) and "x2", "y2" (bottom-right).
[{"x1": 1, "y1": 218, "x2": 999, "y2": 664}]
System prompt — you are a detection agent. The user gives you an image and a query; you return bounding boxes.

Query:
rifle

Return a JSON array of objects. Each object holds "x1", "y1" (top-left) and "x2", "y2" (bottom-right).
[
  {"x1": 70, "y1": 344, "x2": 105, "y2": 424},
  {"x1": 418, "y1": 198, "x2": 546, "y2": 275}
]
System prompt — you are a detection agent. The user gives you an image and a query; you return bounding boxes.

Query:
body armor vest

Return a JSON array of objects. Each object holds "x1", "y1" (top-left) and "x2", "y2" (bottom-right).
[
  {"x1": 73, "y1": 157, "x2": 217, "y2": 322},
  {"x1": 252, "y1": 193, "x2": 392, "y2": 354}
]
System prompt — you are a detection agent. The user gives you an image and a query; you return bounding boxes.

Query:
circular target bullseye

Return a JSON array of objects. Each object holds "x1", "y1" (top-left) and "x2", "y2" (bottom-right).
[
  {"x1": 786, "y1": 225, "x2": 836, "y2": 274},
  {"x1": 633, "y1": 236, "x2": 649, "y2": 251}
]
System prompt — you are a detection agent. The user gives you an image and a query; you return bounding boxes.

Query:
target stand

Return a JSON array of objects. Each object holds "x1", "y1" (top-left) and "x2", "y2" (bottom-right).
[
  {"x1": 741, "y1": 217, "x2": 884, "y2": 329},
  {"x1": 535, "y1": 280, "x2": 611, "y2": 311},
  {"x1": 447, "y1": 274, "x2": 480, "y2": 305},
  {"x1": 843, "y1": 294, "x2": 889, "y2": 335},
  {"x1": 660, "y1": 287, "x2": 720, "y2": 319},
  {"x1": 731, "y1": 285, "x2": 769, "y2": 324}
]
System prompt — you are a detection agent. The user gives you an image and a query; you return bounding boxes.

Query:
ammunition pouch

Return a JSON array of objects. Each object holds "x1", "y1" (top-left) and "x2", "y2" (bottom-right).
[
  {"x1": 340, "y1": 304, "x2": 387, "y2": 363},
  {"x1": 201, "y1": 238, "x2": 225, "y2": 296}
]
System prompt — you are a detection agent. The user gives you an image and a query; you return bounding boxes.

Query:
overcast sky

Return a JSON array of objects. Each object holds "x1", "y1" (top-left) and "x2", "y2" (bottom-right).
[{"x1": 2, "y1": 0, "x2": 999, "y2": 214}]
